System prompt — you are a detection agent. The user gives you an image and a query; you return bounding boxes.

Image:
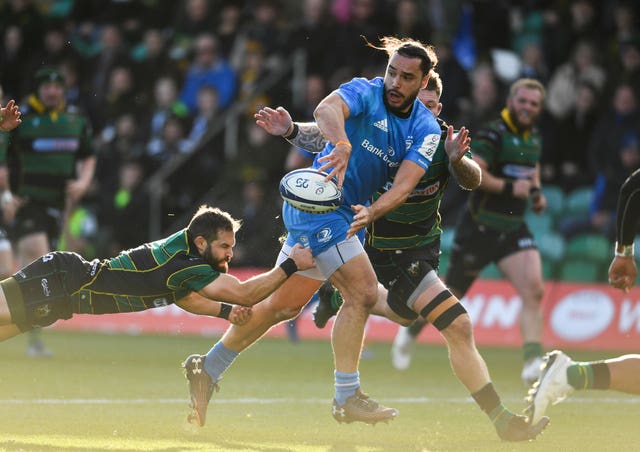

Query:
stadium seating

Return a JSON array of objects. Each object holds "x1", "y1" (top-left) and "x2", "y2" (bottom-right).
[
  {"x1": 558, "y1": 259, "x2": 603, "y2": 282},
  {"x1": 565, "y1": 233, "x2": 612, "y2": 263},
  {"x1": 541, "y1": 184, "x2": 565, "y2": 217},
  {"x1": 564, "y1": 187, "x2": 594, "y2": 215}
]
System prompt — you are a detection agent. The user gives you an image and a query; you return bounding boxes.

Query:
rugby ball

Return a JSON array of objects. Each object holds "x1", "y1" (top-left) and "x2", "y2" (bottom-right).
[{"x1": 279, "y1": 168, "x2": 343, "y2": 214}]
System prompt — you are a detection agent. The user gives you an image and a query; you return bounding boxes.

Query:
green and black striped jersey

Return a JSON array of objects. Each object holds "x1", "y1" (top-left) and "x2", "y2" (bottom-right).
[
  {"x1": 467, "y1": 109, "x2": 542, "y2": 232},
  {"x1": 70, "y1": 229, "x2": 221, "y2": 314},
  {"x1": 0, "y1": 95, "x2": 94, "y2": 209},
  {"x1": 366, "y1": 117, "x2": 472, "y2": 250}
]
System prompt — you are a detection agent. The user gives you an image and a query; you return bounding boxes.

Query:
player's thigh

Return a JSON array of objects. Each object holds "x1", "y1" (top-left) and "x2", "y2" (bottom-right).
[
  {"x1": 16, "y1": 232, "x2": 50, "y2": 264},
  {"x1": 498, "y1": 248, "x2": 544, "y2": 299},
  {"x1": 330, "y1": 253, "x2": 378, "y2": 307}
]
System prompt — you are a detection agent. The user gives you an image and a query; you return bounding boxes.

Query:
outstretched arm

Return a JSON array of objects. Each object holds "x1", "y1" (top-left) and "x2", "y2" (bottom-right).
[
  {"x1": 254, "y1": 106, "x2": 328, "y2": 152},
  {"x1": 176, "y1": 292, "x2": 253, "y2": 326},
  {"x1": 198, "y1": 243, "x2": 314, "y2": 306}
]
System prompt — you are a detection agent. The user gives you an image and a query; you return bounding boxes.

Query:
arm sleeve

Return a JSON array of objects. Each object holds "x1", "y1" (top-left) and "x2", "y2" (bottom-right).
[{"x1": 616, "y1": 168, "x2": 640, "y2": 246}]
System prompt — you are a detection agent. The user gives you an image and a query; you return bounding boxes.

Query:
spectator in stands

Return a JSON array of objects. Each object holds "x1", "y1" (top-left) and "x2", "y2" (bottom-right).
[
  {"x1": 545, "y1": 40, "x2": 606, "y2": 125},
  {"x1": 92, "y1": 65, "x2": 144, "y2": 135},
  {"x1": 230, "y1": 0, "x2": 290, "y2": 72},
  {"x1": 215, "y1": 2, "x2": 244, "y2": 60},
  {"x1": 27, "y1": 20, "x2": 80, "y2": 81},
  {"x1": 147, "y1": 113, "x2": 189, "y2": 168},
  {"x1": 391, "y1": 0, "x2": 433, "y2": 44},
  {"x1": 432, "y1": 36, "x2": 471, "y2": 122},
  {"x1": 86, "y1": 24, "x2": 132, "y2": 108},
  {"x1": 106, "y1": 157, "x2": 151, "y2": 253},
  {"x1": 560, "y1": 83, "x2": 640, "y2": 240},
  {"x1": 542, "y1": 80, "x2": 600, "y2": 190},
  {"x1": 289, "y1": 0, "x2": 338, "y2": 78},
  {"x1": 144, "y1": 76, "x2": 189, "y2": 156},
  {"x1": 0, "y1": 25, "x2": 28, "y2": 100},
  {"x1": 0, "y1": 0, "x2": 44, "y2": 55},
  {"x1": 170, "y1": 0, "x2": 216, "y2": 60},
  {"x1": 131, "y1": 28, "x2": 176, "y2": 101},
  {"x1": 179, "y1": 33, "x2": 237, "y2": 112},
  {"x1": 181, "y1": 85, "x2": 221, "y2": 154}
]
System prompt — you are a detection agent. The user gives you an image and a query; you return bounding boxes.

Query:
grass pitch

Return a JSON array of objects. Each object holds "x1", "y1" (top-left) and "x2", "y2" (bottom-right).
[{"x1": 0, "y1": 330, "x2": 638, "y2": 452}]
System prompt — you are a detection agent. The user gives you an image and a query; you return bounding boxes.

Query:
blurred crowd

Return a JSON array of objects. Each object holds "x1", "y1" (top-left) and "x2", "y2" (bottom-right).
[{"x1": 0, "y1": 0, "x2": 639, "y2": 266}]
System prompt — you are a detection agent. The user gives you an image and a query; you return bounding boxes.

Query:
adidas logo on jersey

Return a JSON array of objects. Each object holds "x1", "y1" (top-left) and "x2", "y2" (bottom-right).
[{"x1": 373, "y1": 118, "x2": 388, "y2": 132}]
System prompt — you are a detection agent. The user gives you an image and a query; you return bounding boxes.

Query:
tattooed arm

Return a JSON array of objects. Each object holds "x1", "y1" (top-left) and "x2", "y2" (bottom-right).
[{"x1": 254, "y1": 106, "x2": 328, "y2": 153}]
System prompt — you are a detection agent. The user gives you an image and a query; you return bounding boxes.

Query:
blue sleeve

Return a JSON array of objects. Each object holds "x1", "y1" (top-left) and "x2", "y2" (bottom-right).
[{"x1": 335, "y1": 78, "x2": 374, "y2": 118}]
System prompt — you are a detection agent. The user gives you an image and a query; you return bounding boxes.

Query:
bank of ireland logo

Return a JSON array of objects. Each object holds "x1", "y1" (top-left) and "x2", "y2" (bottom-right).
[
  {"x1": 300, "y1": 235, "x2": 309, "y2": 246},
  {"x1": 316, "y1": 228, "x2": 332, "y2": 243}
]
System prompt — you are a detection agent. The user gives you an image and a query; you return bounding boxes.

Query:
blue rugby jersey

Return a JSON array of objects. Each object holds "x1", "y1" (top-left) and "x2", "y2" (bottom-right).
[{"x1": 284, "y1": 77, "x2": 441, "y2": 255}]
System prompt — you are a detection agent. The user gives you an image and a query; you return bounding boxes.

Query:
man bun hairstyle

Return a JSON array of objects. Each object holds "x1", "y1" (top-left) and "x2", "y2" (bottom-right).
[{"x1": 368, "y1": 36, "x2": 438, "y2": 77}]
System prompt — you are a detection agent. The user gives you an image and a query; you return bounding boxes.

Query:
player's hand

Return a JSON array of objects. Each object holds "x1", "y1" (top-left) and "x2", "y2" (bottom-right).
[
  {"x1": 288, "y1": 243, "x2": 315, "y2": 271},
  {"x1": 531, "y1": 191, "x2": 546, "y2": 214},
  {"x1": 1, "y1": 192, "x2": 22, "y2": 224},
  {"x1": 66, "y1": 179, "x2": 90, "y2": 204},
  {"x1": 254, "y1": 106, "x2": 292, "y2": 137},
  {"x1": 444, "y1": 125, "x2": 470, "y2": 163},
  {"x1": 229, "y1": 305, "x2": 252, "y2": 325},
  {"x1": 0, "y1": 100, "x2": 22, "y2": 132},
  {"x1": 317, "y1": 142, "x2": 350, "y2": 189},
  {"x1": 347, "y1": 204, "x2": 372, "y2": 239},
  {"x1": 512, "y1": 179, "x2": 532, "y2": 200},
  {"x1": 608, "y1": 256, "x2": 638, "y2": 293}
]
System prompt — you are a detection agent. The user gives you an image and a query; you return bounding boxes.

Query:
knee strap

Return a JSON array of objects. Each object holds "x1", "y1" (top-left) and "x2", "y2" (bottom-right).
[{"x1": 419, "y1": 289, "x2": 467, "y2": 331}]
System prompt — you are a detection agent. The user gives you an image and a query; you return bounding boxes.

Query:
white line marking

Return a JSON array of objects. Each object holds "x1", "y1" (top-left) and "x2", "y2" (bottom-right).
[{"x1": 0, "y1": 396, "x2": 638, "y2": 405}]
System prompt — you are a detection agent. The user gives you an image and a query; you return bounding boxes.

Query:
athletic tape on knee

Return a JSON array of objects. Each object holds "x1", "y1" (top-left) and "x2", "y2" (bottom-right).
[
  {"x1": 406, "y1": 270, "x2": 439, "y2": 310},
  {"x1": 432, "y1": 303, "x2": 467, "y2": 331},
  {"x1": 418, "y1": 289, "x2": 468, "y2": 330}
]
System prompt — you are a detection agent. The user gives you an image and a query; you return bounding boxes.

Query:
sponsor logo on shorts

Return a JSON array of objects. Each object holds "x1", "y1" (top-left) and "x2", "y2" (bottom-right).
[
  {"x1": 153, "y1": 297, "x2": 168, "y2": 307},
  {"x1": 90, "y1": 261, "x2": 99, "y2": 276},
  {"x1": 518, "y1": 237, "x2": 536, "y2": 248},
  {"x1": 35, "y1": 304, "x2": 51, "y2": 318},
  {"x1": 41, "y1": 278, "x2": 51, "y2": 297},
  {"x1": 42, "y1": 254, "x2": 54, "y2": 262}
]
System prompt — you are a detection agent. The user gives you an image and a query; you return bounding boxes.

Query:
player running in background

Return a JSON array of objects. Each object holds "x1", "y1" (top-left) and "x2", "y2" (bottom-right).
[
  {"x1": 298, "y1": 73, "x2": 549, "y2": 441},
  {"x1": 183, "y1": 37, "x2": 443, "y2": 428},
  {"x1": 525, "y1": 168, "x2": 640, "y2": 425},
  {"x1": 0, "y1": 68, "x2": 96, "y2": 357},
  {"x1": 0, "y1": 205, "x2": 314, "y2": 342},
  {"x1": 393, "y1": 78, "x2": 549, "y2": 386}
]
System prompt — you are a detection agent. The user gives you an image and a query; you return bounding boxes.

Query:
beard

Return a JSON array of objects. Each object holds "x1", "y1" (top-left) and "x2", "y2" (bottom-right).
[
  {"x1": 383, "y1": 85, "x2": 419, "y2": 115},
  {"x1": 204, "y1": 246, "x2": 229, "y2": 273}
]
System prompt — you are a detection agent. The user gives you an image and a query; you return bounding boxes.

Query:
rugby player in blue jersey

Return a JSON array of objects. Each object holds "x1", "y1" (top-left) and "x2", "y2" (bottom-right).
[
  {"x1": 183, "y1": 36, "x2": 444, "y2": 427},
  {"x1": 262, "y1": 73, "x2": 549, "y2": 441}
]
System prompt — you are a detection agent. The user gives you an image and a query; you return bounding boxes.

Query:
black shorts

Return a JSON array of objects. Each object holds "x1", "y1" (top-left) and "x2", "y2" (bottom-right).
[
  {"x1": 11, "y1": 201, "x2": 63, "y2": 245},
  {"x1": 366, "y1": 239, "x2": 441, "y2": 321},
  {"x1": 3, "y1": 251, "x2": 93, "y2": 331},
  {"x1": 445, "y1": 212, "x2": 537, "y2": 295}
]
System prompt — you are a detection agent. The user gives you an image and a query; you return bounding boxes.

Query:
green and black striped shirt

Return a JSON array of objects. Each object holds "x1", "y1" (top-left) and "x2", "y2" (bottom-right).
[
  {"x1": 467, "y1": 109, "x2": 542, "y2": 232},
  {"x1": 71, "y1": 229, "x2": 221, "y2": 314},
  {"x1": 0, "y1": 96, "x2": 94, "y2": 209},
  {"x1": 367, "y1": 117, "x2": 472, "y2": 250}
]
